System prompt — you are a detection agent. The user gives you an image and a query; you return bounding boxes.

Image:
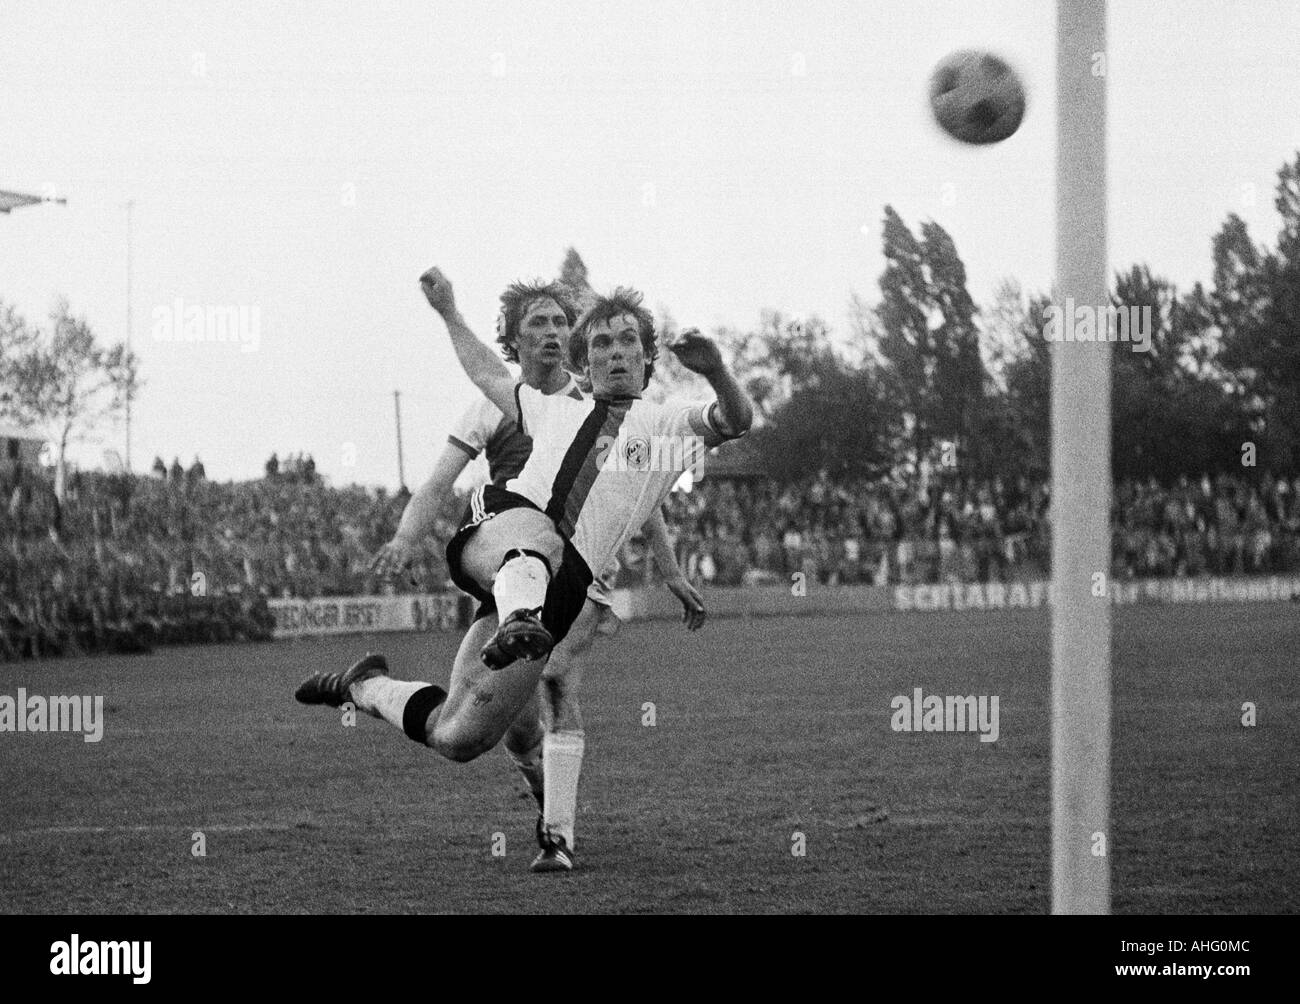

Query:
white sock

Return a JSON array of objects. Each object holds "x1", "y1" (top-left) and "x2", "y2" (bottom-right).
[
  {"x1": 507, "y1": 735, "x2": 545, "y2": 806},
  {"x1": 493, "y1": 552, "x2": 549, "y2": 618},
  {"x1": 350, "y1": 677, "x2": 431, "y2": 731},
  {"x1": 542, "y1": 730, "x2": 585, "y2": 849}
]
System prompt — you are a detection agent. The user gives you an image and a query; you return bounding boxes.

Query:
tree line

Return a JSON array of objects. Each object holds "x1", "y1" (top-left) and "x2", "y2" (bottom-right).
[
  {"x1": 7, "y1": 153, "x2": 1300, "y2": 507},
  {"x1": 669, "y1": 151, "x2": 1300, "y2": 485}
]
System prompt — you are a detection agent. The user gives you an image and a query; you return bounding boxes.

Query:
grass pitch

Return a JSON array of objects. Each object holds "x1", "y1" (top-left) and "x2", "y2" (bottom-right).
[{"x1": 1, "y1": 602, "x2": 1295, "y2": 913}]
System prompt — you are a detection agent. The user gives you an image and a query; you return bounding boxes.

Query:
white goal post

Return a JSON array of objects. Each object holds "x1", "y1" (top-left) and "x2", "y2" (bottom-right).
[{"x1": 1052, "y1": 0, "x2": 1112, "y2": 914}]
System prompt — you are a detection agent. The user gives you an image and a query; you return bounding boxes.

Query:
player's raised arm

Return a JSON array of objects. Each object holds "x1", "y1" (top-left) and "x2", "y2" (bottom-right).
[
  {"x1": 670, "y1": 328, "x2": 754, "y2": 446},
  {"x1": 370, "y1": 443, "x2": 470, "y2": 581},
  {"x1": 419, "y1": 266, "x2": 519, "y2": 421}
]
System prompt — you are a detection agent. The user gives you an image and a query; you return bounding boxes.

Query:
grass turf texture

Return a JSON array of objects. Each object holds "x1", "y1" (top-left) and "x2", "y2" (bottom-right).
[{"x1": 1, "y1": 603, "x2": 1295, "y2": 913}]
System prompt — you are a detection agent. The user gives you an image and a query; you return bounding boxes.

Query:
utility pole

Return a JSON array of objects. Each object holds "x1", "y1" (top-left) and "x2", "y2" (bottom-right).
[
  {"x1": 124, "y1": 199, "x2": 135, "y2": 473},
  {"x1": 393, "y1": 389, "x2": 406, "y2": 490}
]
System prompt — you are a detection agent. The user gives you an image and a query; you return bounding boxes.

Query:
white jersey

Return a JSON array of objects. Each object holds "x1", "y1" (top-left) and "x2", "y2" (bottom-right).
[
  {"x1": 446, "y1": 375, "x2": 583, "y2": 486},
  {"x1": 507, "y1": 384, "x2": 727, "y2": 578}
]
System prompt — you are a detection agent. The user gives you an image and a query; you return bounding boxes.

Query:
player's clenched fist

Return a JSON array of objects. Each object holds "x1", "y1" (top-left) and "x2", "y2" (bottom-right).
[
  {"x1": 419, "y1": 266, "x2": 456, "y2": 316},
  {"x1": 668, "y1": 328, "x2": 724, "y2": 378}
]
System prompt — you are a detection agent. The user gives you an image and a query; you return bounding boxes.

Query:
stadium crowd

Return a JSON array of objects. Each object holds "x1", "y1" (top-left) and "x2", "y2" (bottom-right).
[
  {"x1": 0, "y1": 458, "x2": 446, "y2": 660},
  {"x1": 660, "y1": 471, "x2": 1300, "y2": 587},
  {"x1": 3, "y1": 457, "x2": 1299, "y2": 660}
]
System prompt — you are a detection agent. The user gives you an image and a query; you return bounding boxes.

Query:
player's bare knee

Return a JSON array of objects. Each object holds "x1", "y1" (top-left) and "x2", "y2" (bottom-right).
[
  {"x1": 431, "y1": 721, "x2": 496, "y2": 763},
  {"x1": 473, "y1": 509, "x2": 563, "y2": 576},
  {"x1": 435, "y1": 733, "x2": 493, "y2": 764},
  {"x1": 505, "y1": 715, "x2": 544, "y2": 755},
  {"x1": 488, "y1": 509, "x2": 559, "y2": 572}
]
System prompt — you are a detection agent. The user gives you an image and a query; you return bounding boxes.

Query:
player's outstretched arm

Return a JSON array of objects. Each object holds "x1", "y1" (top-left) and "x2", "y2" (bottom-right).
[
  {"x1": 370, "y1": 444, "x2": 470, "y2": 581},
  {"x1": 669, "y1": 328, "x2": 753, "y2": 445},
  {"x1": 644, "y1": 507, "x2": 706, "y2": 630},
  {"x1": 419, "y1": 266, "x2": 519, "y2": 421}
]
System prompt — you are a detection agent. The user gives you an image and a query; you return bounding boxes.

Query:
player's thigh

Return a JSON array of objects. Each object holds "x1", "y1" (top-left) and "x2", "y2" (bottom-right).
[
  {"x1": 459, "y1": 508, "x2": 564, "y2": 591},
  {"x1": 433, "y1": 614, "x2": 548, "y2": 762}
]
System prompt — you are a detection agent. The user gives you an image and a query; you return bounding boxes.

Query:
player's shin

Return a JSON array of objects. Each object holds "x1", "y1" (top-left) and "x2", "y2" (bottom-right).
[
  {"x1": 350, "y1": 677, "x2": 446, "y2": 745},
  {"x1": 507, "y1": 733, "x2": 545, "y2": 808},
  {"x1": 493, "y1": 549, "x2": 551, "y2": 617},
  {"x1": 542, "y1": 729, "x2": 585, "y2": 849}
]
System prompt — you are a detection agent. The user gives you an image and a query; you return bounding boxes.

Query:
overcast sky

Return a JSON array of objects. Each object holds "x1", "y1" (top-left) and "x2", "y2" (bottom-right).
[{"x1": 3, "y1": 0, "x2": 1298, "y2": 486}]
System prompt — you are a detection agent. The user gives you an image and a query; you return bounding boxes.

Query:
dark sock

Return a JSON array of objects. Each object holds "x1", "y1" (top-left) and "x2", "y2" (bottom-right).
[{"x1": 401, "y1": 685, "x2": 448, "y2": 744}]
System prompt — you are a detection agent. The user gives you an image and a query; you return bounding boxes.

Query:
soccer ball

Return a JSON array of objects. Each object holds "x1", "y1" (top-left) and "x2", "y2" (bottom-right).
[{"x1": 929, "y1": 49, "x2": 1026, "y2": 145}]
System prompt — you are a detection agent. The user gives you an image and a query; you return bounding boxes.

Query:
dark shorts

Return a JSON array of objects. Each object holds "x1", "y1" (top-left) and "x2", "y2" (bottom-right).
[{"x1": 445, "y1": 484, "x2": 593, "y2": 646}]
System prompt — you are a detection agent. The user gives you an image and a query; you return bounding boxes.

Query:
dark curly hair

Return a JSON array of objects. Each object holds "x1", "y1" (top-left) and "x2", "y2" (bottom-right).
[
  {"x1": 567, "y1": 287, "x2": 658, "y2": 389},
  {"x1": 495, "y1": 281, "x2": 579, "y2": 363}
]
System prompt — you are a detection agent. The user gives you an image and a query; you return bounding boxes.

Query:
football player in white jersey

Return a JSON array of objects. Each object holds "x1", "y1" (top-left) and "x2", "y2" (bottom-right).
[
  {"x1": 296, "y1": 265, "x2": 751, "y2": 871},
  {"x1": 359, "y1": 279, "x2": 704, "y2": 872}
]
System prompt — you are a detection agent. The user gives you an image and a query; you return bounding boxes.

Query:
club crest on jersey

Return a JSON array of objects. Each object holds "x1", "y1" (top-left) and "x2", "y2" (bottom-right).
[{"x1": 623, "y1": 436, "x2": 650, "y2": 471}]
